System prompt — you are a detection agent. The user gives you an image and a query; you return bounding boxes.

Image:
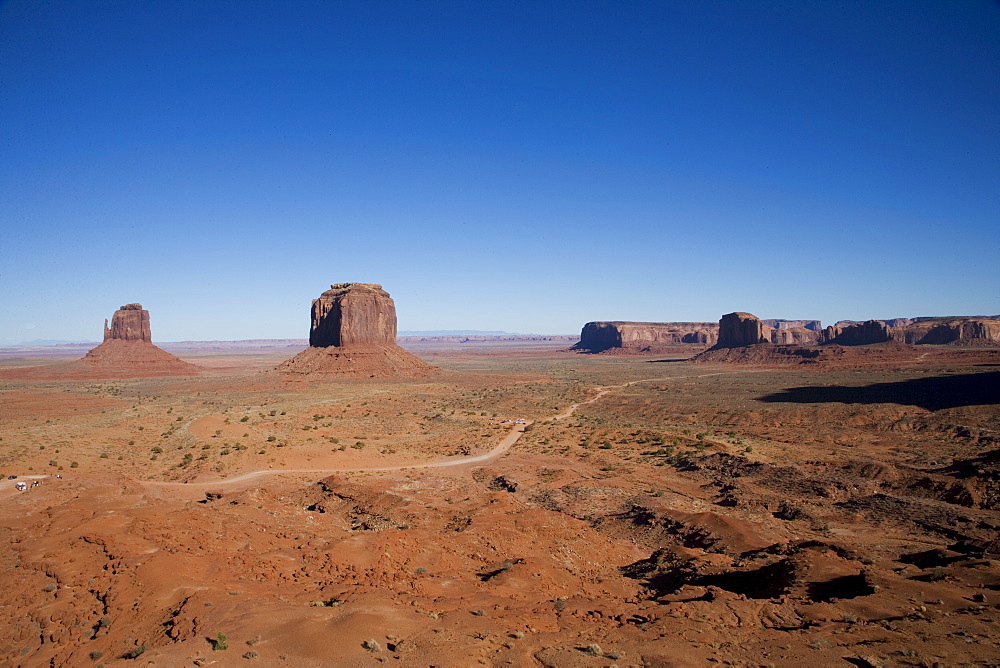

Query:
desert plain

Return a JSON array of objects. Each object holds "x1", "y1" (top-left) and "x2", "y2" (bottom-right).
[{"x1": 0, "y1": 338, "x2": 998, "y2": 667}]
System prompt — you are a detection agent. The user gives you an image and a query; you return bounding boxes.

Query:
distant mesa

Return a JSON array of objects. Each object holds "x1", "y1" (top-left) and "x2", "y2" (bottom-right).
[
  {"x1": 822, "y1": 320, "x2": 892, "y2": 346},
  {"x1": 572, "y1": 321, "x2": 718, "y2": 354},
  {"x1": 277, "y1": 283, "x2": 437, "y2": 377},
  {"x1": 695, "y1": 311, "x2": 1000, "y2": 365}
]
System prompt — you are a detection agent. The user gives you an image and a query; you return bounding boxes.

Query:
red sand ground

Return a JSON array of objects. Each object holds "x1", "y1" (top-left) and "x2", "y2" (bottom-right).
[{"x1": 0, "y1": 340, "x2": 997, "y2": 666}]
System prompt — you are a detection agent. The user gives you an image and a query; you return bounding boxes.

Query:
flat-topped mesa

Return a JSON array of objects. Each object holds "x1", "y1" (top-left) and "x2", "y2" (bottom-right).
[
  {"x1": 103, "y1": 303, "x2": 151, "y2": 342},
  {"x1": 278, "y1": 282, "x2": 436, "y2": 377},
  {"x1": 715, "y1": 312, "x2": 769, "y2": 348},
  {"x1": 822, "y1": 320, "x2": 892, "y2": 346},
  {"x1": 309, "y1": 283, "x2": 396, "y2": 347},
  {"x1": 761, "y1": 319, "x2": 822, "y2": 332},
  {"x1": 573, "y1": 321, "x2": 718, "y2": 353}
]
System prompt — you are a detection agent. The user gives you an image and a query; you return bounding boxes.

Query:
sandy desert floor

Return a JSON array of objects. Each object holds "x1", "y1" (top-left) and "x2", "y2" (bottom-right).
[{"x1": 0, "y1": 341, "x2": 997, "y2": 667}]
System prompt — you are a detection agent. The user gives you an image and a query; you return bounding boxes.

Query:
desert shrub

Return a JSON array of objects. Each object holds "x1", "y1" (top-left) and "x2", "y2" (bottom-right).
[
  {"x1": 89, "y1": 650, "x2": 103, "y2": 660},
  {"x1": 212, "y1": 633, "x2": 228, "y2": 651},
  {"x1": 267, "y1": 436, "x2": 276, "y2": 442},
  {"x1": 583, "y1": 643, "x2": 602, "y2": 656},
  {"x1": 123, "y1": 644, "x2": 147, "y2": 659},
  {"x1": 362, "y1": 639, "x2": 381, "y2": 652},
  {"x1": 240, "y1": 416, "x2": 249, "y2": 423}
]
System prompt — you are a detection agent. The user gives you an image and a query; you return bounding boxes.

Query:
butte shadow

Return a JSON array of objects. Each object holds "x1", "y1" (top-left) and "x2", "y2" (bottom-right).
[
  {"x1": 275, "y1": 283, "x2": 437, "y2": 378},
  {"x1": 758, "y1": 370, "x2": 1000, "y2": 412}
]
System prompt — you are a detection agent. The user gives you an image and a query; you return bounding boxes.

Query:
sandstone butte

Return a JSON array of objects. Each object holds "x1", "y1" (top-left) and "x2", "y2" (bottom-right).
[
  {"x1": 78, "y1": 304, "x2": 202, "y2": 375},
  {"x1": 0, "y1": 304, "x2": 203, "y2": 379},
  {"x1": 695, "y1": 311, "x2": 1000, "y2": 365},
  {"x1": 276, "y1": 283, "x2": 436, "y2": 377},
  {"x1": 572, "y1": 321, "x2": 718, "y2": 353}
]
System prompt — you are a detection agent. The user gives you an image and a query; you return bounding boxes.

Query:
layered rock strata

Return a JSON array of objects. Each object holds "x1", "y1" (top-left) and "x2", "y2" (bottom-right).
[
  {"x1": 103, "y1": 303, "x2": 151, "y2": 342},
  {"x1": 715, "y1": 313, "x2": 770, "y2": 348},
  {"x1": 278, "y1": 283, "x2": 436, "y2": 377},
  {"x1": 573, "y1": 321, "x2": 718, "y2": 353},
  {"x1": 822, "y1": 320, "x2": 892, "y2": 346},
  {"x1": 761, "y1": 319, "x2": 822, "y2": 332},
  {"x1": 78, "y1": 304, "x2": 201, "y2": 376},
  {"x1": 310, "y1": 283, "x2": 397, "y2": 347}
]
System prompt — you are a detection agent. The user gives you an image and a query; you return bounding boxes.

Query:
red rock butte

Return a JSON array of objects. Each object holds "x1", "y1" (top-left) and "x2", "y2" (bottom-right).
[
  {"x1": 277, "y1": 283, "x2": 436, "y2": 378},
  {"x1": 79, "y1": 304, "x2": 201, "y2": 376},
  {"x1": 0, "y1": 303, "x2": 202, "y2": 379}
]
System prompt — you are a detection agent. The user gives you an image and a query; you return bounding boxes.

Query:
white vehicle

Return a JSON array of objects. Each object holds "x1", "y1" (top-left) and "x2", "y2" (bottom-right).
[{"x1": 15, "y1": 482, "x2": 27, "y2": 491}]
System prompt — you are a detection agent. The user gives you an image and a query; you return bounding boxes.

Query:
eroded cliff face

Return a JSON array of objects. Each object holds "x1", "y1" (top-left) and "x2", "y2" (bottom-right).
[
  {"x1": 761, "y1": 319, "x2": 822, "y2": 332},
  {"x1": 826, "y1": 317, "x2": 1000, "y2": 346},
  {"x1": 103, "y1": 303, "x2": 151, "y2": 342},
  {"x1": 716, "y1": 313, "x2": 769, "y2": 348},
  {"x1": 892, "y1": 318, "x2": 1000, "y2": 346},
  {"x1": 822, "y1": 320, "x2": 892, "y2": 346},
  {"x1": 279, "y1": 282, "x2": 436, "y2": 377},
  {"x1": 75, "y1": 304, "x2": 201, "y2": 377},
  {"x1": 573, "y1": 321, "x2": 718, "y2": 353},
  {"x1": 309, "y1": 283, "x2": 397, "y2": 347}
]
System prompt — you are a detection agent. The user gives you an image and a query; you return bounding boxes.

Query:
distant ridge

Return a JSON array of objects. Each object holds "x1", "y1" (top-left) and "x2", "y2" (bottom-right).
[{"x1": 398, "y1": 330, "x2": 514, "y2": 336}]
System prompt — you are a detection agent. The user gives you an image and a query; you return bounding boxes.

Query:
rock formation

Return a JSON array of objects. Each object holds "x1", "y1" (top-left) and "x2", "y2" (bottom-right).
[
  {"x1": 309, "y1": 283, "x2": 397, "y2": 347},
  {"x1": 715, "y1": 312, "x2": 769, "y2": 348},
  {"x1": 572, "y1": 321, "x2": 718, "y2": 353},
  {"x1": 14, "y1": 303, "x2": 204, "y2": 378},
  {"x1": 891, "y1": 317, "x2": 1000, "y2": 346},
  {"x1": 277, "y1": 283, "x2": 436, "y2": 377},
  {"x1": 825, "y1": 317, "x2": 1000, "y2": 346},
  {"x1": 761, "y1": 319, "x2": 822, "y2": 332},
  {"x1": 103, "y1": 303, "x2": 152, "y2": 342},
  {"x1": 822, "y1": 320, "x2": 892, "y2": 346}
]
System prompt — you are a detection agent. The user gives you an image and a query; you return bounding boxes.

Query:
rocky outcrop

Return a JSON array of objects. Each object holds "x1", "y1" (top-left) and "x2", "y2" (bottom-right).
[
  {"x1": 769, "y1": 327, "x2": 822, "y2": 346},
  {"x1": 762, "y1": 319, "x2": 822, "y2": 332},
  {"x1": 278, "y1": 283, "x2": 436, "y2": 377},
  {"x1": 892, "y1": 317, "x2": 1000, "y2": 346},
  {"x1": 828, "y1": 317, "x2": 1000, "y2": 346},
  {"x1": 103, "y1": 303, "x2": 151, "y2": 342},
  {"x1": 572, "y1": 321, "x2": 717, "y2": 353},
  {"x1": 822, "y1": 320, "x2": 892, "y2": 346},
  {"x1": 68, "y1": 304, "x2": 201, "y2": 377},
  {"x1": 310, "y1": 283, "x2": 397, "y2": 347},
  {"x1": 715, "y1": 313, "x2": 769, "y2": 348}
]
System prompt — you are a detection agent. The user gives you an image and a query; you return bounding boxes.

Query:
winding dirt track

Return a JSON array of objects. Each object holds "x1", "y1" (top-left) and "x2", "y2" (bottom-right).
[
  {"x1": 1, "y1": 370, "x2": 750, "y2": 501},
  {"x1": 140, "y1": 385, "x2": 617, "y2": 493},
  {"x1": 141, "y1": 370, "x2": 756, "y2": 493}
]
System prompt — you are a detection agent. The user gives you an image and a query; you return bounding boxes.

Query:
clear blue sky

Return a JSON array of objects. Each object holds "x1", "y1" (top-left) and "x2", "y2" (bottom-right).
[{"x1": 2, "y1": 0, "x2": 998, "y2": 343}]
